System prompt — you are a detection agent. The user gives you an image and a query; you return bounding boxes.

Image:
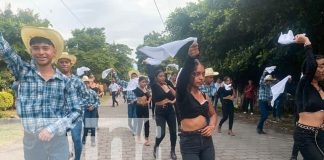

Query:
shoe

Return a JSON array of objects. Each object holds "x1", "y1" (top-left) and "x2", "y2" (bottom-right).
[
  {"x1": 250, "y1": 112, "x2": 254, "y2": 115},
  {"x1": 257, "y1": 129, "x2": 266, "y2": 134},
  {"x1": 217, "y1": 127, "x2": 222, "y2": 133},
  {"x1": 228, "y1": 130, "x2": 235, "y2": 136},
  {"x1": 170, "y1": 150, "x2": 177, "y2": 160},
  {"x1": 144, "y1": 138, "x2": 150, "y2": 146},
  {"x1": 91, "y1": 141, "x2": 96, "y2": 147},
  {"x1": 243, "y1": 112, "x2": 247, "y2": 114},
  {"x1": 290, "y1": 156, "x2": 297, "y2": 160},
  {"x1": 153, "y1": 145, "x2": 158, "y2": 159}
]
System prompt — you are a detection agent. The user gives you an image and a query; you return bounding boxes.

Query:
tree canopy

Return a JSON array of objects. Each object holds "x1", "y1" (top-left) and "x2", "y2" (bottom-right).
[{"x1": 136, "y1": 0, "x2": 324, "y2": 90}]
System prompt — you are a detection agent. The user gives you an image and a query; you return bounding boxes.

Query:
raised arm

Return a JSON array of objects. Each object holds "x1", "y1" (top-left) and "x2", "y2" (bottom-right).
[
  {"x1": 112, "y1": 71, "x2": 128, "y2": 89},
  {"x1": 176, "y1": 42, "x2": 199, "y2": 102},
  {"x1": 0, "y1": 33, "x2": 26, "y2": 79}
]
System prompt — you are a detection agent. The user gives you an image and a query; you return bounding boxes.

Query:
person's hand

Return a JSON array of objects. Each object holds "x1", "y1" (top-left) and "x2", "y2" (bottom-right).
[
  {"x1": 201, "y1": 125, "x2": 215, "y2": 136},
  {"x1": 38, "y1": 128, "x2": 54, "y2": 141},
  {"x1": 188, "y1": 42, "x2": 199, "y2": 58},
  {"x1": 88, "y1": 106, "x2": 94, "y2": 111},
  {"x1": 294, "y1": 34, "x2": 311, "y2": 45}
]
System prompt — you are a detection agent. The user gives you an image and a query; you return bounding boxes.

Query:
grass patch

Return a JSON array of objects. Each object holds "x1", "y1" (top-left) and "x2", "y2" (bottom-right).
[
  {"x1": 0, "y1": 110, "x2": 17, "y2": 118},
  {"x1": 0, "y1": 123, "x2": 23, "y2": 145}
]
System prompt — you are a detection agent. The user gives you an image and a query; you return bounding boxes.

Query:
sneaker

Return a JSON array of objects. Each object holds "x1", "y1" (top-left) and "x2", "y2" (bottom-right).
[
  {"x1": 91, "y1": 141, "x2": 96, "y2": 147},
  {"x1": 243, "y1": 112, "x2": 247, "y2": 114},
  {"x1": 250, "y1": 112, "x2": 254, "y2": 115}
]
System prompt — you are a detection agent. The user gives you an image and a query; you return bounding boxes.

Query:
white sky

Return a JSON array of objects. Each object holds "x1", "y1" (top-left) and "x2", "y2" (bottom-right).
[{"x1": 1, "y1": 0, "x2": 197, "y2": 59}]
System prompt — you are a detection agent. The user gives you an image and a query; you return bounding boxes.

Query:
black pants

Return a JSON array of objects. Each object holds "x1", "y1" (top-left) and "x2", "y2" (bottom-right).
[
  {"x1": 242, "y1": 97, "x2": 254, "y2": 113},
  {"x1": 218, "y1": 100, "x2": 234, "y2": 130},
  {"x1": 155, "y1": 105, "x2": 177, "y2": 151},
  {"x1": 136, "y1": 105, "x2": 150, "y2": 138},
  {"x1": 112, "y1": 91, "x2": 119, "y2": 106},
  {"x1": 294, "y1": 126, "x2": 324, "y2": 160},
  {"x1": 179, "y1": 131, "x2": 215, "y2": 160}
]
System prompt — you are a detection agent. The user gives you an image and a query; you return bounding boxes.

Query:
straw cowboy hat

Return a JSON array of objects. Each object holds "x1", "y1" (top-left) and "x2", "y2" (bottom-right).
[
  {"x1": 21, "y1": 26, "x2": 64, "y2": 60},
  {"x1": 128, "y1": 70, "x2": 140, "y2": 78},
  {"x1": 56, "y1": 52, "x2": 77, "y2": 65},
  {"x1": 82, "y1": 75, "x2": 90, "y2": 82},
  {"x1": 205, "y1": 68, "x2": 219, "y2": 77},
  {"x1": 264, "y1": 75, "x2": 276, "y2": 81}
]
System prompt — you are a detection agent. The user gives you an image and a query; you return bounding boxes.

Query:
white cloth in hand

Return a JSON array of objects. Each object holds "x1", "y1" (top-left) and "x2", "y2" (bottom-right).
[
  {"x1": 265, "y1": 66, "x2": 276, "y2": 73},
  {"x1": 271, "y1": 75, "x2": 291, "y2": 107}
]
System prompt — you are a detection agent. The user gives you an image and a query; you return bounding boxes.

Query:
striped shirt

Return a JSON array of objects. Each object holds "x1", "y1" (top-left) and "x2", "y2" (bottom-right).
[{"x1": 0, "y1": 38, "x2": 81, "y2": 136}]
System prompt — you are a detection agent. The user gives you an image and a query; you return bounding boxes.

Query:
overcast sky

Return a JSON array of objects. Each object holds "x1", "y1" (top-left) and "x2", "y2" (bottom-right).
[{"x1": 1, "y1": 0, "x2": 197, "y2": 59}]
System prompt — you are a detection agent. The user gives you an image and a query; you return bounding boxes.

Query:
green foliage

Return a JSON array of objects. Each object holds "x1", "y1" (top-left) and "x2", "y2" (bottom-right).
[
  {"x1": 0, "y1": 6, "x2": 50, "y2": 89},
  {"x1": 0, "y1": 92, "x2": 14, "y2": 111},
  {"x1": 163, "y1": 0, "x2": 324, "y2": 90},
  {"x1": 66, "y1": 28, "x2": 133, "y2": 80}
]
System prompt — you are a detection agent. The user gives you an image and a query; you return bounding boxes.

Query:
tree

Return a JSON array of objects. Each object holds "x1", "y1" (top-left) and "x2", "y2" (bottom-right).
[{"x1": 0, "y1": 6, "x2": 50, "y2": 90}]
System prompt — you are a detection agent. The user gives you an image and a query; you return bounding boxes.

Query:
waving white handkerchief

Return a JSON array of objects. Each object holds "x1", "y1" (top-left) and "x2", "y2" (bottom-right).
[
  {"x1": 265, "y1": 66, "x2": 276, "y2": 73},
  {"x1": 224, "y1": 84, "x2": 232, "y2": 91},
  {"x1": 144, "y1": 58, "x2": 162, "y2": 65},
  {"x1": 167, "y1": 64, "x2": 179, "y2": 70},
  {"x1": 126, "y1": 78, "x2": 139, "y2": 91},
  {"x1": 77, "y1": 66, "x2": 90, "y2": 76},
  {"x1": 278, "y1": 30, "x2": 295, "y2": 45},
  {"x1": 271, "y1": 75, "x2": 291, "y2": 107},
  {"x1": 102, "y1": 68, "x2": 113, "y2": 79},
  {"x1": 139, "y1": 37, "x2": 198, "y2": 61}
]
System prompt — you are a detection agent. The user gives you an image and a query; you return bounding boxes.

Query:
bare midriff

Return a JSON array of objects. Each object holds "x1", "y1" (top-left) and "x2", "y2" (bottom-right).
[
  {"x1": 181, "y1": 115, "x2": 207, "y2": 131},
  {"x1": 298, "y1": 111, "x2": 324, "y2": 127}
]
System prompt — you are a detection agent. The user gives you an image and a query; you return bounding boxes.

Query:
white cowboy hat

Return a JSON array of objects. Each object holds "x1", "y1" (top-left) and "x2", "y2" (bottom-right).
[
  {"x1": 128, "y1": 70, "x2": 140, "y2": 79},
  {"x1": 264, "y1": 75, "x2": 276, "y2": 81},
  {"x1": 82, "y1": 75, "x2": 90, "y2": 82},
  {"x1": 21, "y1": 26, "x2": 64, "y2": 61},
  {"x1": 205, "y1": 68, "x2": 219, "y2": 77},
  {"x1": 56, "y1": 52, "x2": 77, "y2": 65}
]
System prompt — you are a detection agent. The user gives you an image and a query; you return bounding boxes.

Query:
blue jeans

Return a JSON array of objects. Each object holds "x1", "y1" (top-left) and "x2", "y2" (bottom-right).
[
  {"x1": 273, "y1": 96, "x2": 283, "y2": 119},
  {"x1": 128, "y1": 103, "x2": 137, "y2": 133},
  {"x1": 23, "y1": 132, "x2": 69, "y2": 160},
  {"x1": 71, "y1": 120, "x2": 82, "y2": 160},
  {"x1": 257, "y1": 100, "x2": 270, "y2": 130},
  {"x1": 179, "y1": 131, "x2": 215, "y2": 160}
]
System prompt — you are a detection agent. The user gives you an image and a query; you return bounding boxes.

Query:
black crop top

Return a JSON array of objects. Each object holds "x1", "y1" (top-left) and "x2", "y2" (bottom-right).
[
  {"x1": 146, "y1": 64, "x2": 176, "y2": 103},
  {"x1": 296, "y1": 45, "x2": 324, "y2": 113},
  {"x1": 217, "y1": 87, "x2": 233, "y2": 101},
  {"x1": 133, "y1": 87, "x2": 150, "y2": 100},
  {"x1": 176, "y1": 56, "x2": 210, "y2": 121}
]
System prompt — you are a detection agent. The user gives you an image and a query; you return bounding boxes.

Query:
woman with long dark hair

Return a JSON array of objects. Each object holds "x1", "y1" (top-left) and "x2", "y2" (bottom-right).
[
  {"x1": 144, "y1": 62, "x2": 177, "y2": 159},
  {"x1": 133, "y1": 76, "x2": 151, "y2": 145},
  {"x1": 294, "y1": 34, "x2": 324, "y2": 160},
  {"x1": 176, "y1": 42, "x2": 217, "y2": 160},
  {"x1": 217, "y1": 76, "x2": 236, "y2": 136}
]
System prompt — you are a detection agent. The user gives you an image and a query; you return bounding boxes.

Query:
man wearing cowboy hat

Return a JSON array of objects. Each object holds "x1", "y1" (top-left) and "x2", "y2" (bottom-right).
[
  {"x1": 0, "y1": 26, "x2": 81, "y2": 160},
  {"x1": 56, "y1": 52, "x2": 90, "y2": 160},
  {"x1": 257, "y1": 69, "x2": 276, "y2": 134},
  {"x1": 112, "y1": 69, "x2": 140, "y2": 135},
  {"x1": 200, "y1": 67, "x2": 219, "y2": 111}
]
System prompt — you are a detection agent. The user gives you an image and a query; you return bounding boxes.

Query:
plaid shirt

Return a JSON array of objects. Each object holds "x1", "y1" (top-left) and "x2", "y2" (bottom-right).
[
  {"x1": 85, "y1": 88, "x2": 100, "y2": 109},
  {"x1": 113, "y1": 73, "x2": 137, "y2": 102},
  {"x1": 258, "y1": 71, "x2": 272, "y2": 101},
  {"x1": 200, "y1": 82, "x2": 217, "y2": 98},
  {"x1": 68, "y1": 74, "x2": 92, "y2": 121},
  {"x1": 0, "y1": 37, "x2": 81, "y2": 136}
]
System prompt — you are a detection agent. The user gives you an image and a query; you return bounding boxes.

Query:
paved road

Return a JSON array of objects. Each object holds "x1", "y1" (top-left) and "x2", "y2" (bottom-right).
[{"x1": 0, "y1": 96, "x2": 299, "y2": 160}]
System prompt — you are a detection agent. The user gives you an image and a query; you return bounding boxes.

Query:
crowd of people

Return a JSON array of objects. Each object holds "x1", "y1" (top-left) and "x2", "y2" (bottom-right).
[{"x1": 0, "y1": 25, "x2": 323, "y2": 160}]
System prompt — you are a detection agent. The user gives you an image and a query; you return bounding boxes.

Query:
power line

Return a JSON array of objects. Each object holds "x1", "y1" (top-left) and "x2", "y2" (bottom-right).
[
  {"x1": 59, "y1": 0, "x2": 86, "y2": 28},
  {"x1": 153, "y1": 0, "x2": 165, "y2": 27}
]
